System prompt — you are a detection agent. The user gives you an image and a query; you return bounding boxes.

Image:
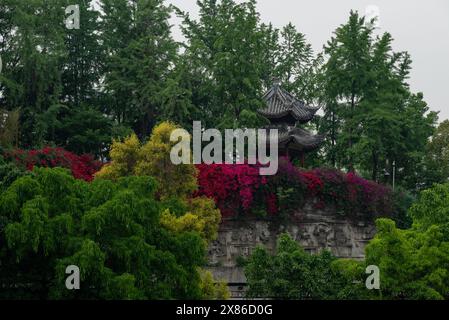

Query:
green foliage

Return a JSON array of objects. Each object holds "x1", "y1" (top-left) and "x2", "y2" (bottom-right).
[
  {"x1": 365, "y1": 218, "x2": 449, "y2": 300},
  {"x1": 321, "y1": 11, "x2": 438, "y2": 187},
  {"x1": 421, "y1": 120, "x2": 449, "y2": 188},
  {"x1": 1, "y1": 0, "x2": 447, "y2": 301},
  {"x1": 244, "y1": 234, "x2": 352, "y2": 299},
  {"x1": 175, "y1": 0, "x2": 323, "y2": 130},
  {"x1": 1, "y1": 1, "x2": 441, "y2": 197},
  {"x1": 409, "y1": 183, "x2": 449, "y2": 230},
  {"x1": 390, "y1": 187, "x2": 414, "y2": 229},
  {"x1": 101, "y1": 0, "x2": 180, "y2": 137},
  {"x1": 330, "y1": 259, "x2": 373, "y2": 299},
  {"x1": 198, "y1": 269, "x2": 230, "y2": 300},
  {"x1": 49, "y1": 106, "x2": 116, "y2": 158},
  {"x1": 0, "y1": 0, "x2": 125, "y2": 152},
  {"x1": 0, "y1": 167, "x2": 207, "y2": 299},
  {"x1": 0, "y1": 154, "x2": 26, "y2": 191}
]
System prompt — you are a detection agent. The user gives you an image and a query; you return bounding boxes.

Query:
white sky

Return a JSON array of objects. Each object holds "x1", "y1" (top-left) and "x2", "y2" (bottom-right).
[{"x1": 168, "y1": 0, "x2": 449, "y2": 122}]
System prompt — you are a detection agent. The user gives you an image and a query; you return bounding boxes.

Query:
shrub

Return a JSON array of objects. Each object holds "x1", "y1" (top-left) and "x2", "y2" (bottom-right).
[
  {"x1": 244, "y1": 234, "x2": 352, "y2": 299},
  {"x1": 365, "y1": 218, "x2": 449, "y2": 299},
  {"x1": 96, "y1": 122, "x2": 198, "y2": 199},
  {"x1": 2, "y1": 147, "x2": 102, "y2": 181},
  {"x1": 95, "y1": 123, "x2": 222, "y2": 243},
  {"x1": 195, "y1": 162, "x2": 273, "y2": 217},
  {"x1": 196, "y1": 157, "x2": 396, "y2": 221}
]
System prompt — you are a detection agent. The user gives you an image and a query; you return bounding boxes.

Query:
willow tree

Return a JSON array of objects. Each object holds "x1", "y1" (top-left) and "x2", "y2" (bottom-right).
[{"x1": 0, "y1": 167, "x2": 207, "y2": 299}]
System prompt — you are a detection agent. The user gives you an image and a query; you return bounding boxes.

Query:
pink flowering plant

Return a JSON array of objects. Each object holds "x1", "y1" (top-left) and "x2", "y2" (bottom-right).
[{"x1": 196, "y1": 157, "x2": 395, "y2": 220}]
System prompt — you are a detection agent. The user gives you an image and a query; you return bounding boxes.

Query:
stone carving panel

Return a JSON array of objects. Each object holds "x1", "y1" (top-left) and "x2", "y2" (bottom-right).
[{"x1": 208, "y1": 203, "x2": 377, "y2": 290}]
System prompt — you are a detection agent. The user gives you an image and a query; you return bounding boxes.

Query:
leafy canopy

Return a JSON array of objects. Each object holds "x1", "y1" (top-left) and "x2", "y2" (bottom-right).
[{"x1": 0, "y1": 167, "x2": 207, "y2": 299}]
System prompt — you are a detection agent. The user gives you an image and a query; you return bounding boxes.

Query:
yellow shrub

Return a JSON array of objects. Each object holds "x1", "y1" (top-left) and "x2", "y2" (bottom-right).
[
  {"x1": 199, "y1": 269, "x2": 230, "y2": 300},
  {"x1": 95, "y1": 133, "x2": 141, "y2": 180},
  {"x1": 160, "y1": 197, "x2": 221, "y2": 242},
  {"x1": 135, "y1": 122, "x2": 197, "y2": 199},
  {"x1": 186, "y1": 197, "x2": 221, "y2": 241},
  {"x1": 160, "y1": 210, "x2": 205, "y2": 236},
  {"x1": 98, "y1": 122, "x2": 222, "y2": 245},
  {"x1": 96, "y1": 123, "x2": 197, "y2": 199}
]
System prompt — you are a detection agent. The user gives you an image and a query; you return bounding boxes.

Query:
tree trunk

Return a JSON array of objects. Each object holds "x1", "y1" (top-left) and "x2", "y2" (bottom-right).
[
  {"x1": 372, "y1": 150, "x2": 378, "y2": 182},
  {"x1": 348, "y1": 88, "x2": 356, "y2": 173}
]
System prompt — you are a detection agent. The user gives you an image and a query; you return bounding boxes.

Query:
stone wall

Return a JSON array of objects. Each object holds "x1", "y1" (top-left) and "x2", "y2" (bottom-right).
[{"x1": 207, "y1": 201, "x2": 376, "y2": 298}]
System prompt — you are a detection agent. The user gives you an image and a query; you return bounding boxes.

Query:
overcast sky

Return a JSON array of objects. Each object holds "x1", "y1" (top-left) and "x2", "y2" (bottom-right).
[{"x1": 168, "y1": 0, "x2": 449, "y2": 121}]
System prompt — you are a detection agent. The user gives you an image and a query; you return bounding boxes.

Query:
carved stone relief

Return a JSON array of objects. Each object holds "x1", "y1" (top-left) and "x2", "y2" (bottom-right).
[{"x1": 208, "y1": 203, "x2": 377, "y2": 297}]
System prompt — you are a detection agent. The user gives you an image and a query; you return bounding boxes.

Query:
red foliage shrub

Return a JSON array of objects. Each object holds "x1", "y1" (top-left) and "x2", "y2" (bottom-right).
[
  {"x1": 2, "y1": 147, "x2": 102, "y2": 181},
  {"x1": 196, "y1": 157, "x2": 394, "y2": 220},
  {"x1": 195, "y1": 163, "x2": 270, "y2": 217}
]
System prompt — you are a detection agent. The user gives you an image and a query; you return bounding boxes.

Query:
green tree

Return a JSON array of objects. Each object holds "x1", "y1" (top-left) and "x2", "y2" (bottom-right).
[
  {"x1": 244, "y1": 233, "x2": 350, "y2": 299},
  {"x1": 100, "y1": 0, "x2": 179, "y2": 137},
  {"x1": 51, "y1": 106, "x2": 115, "y2": 158},
  {"x1": 273, "y1": 23, "x2": 322, "y2": 104},
  {"x1": 323, "y1": 11, "x2": 373, "y2": 171},
  {"x1": 0, "y1": 0, "x2": 67, "y2": 146},
  {"x1": 421, "y1": 120, "x2": 449, "y2": 187},
  {"x1": 409, "y1": 183, "x2": 449, "y2": 230},
  {"x1": 365, "y1": 218, "x2": 449, "y2": 300},
  {"x1": 0, "y1": 167, "x2": 207, "y2": 299},
  {"x1": 322, "y1": 11, "x2": 437, "y2": 189},
  {"x1": 178, "y1": 0, "x2": 268, "y2": 129},
  {"x1": 62, "y1": 0, "x2": 102, "y2": 108}
]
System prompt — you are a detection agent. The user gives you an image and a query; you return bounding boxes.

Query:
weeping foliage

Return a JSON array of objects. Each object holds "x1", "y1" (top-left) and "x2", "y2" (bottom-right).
[{"x1": 0, "y1": 167, "x2": 207, "y2": 299}]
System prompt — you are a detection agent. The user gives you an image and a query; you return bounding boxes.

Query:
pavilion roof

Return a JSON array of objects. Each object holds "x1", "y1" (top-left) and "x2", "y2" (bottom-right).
[
  {"x1": 258, "y1": 82, "x2": 320, "y2": 124},
  {"x1": 277, "y1": 126, "x2": 325, "y2": 152}
]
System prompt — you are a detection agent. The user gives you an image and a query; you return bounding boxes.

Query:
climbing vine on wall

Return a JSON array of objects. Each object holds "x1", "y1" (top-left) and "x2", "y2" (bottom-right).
[{"x1": 196, "y1": 157, "x2": 396, "y2": 220}]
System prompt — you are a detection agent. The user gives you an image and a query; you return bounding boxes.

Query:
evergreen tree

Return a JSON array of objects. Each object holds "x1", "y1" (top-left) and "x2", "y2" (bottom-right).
[
  {"x1": 0, "y1": 0, "x2": 67, "y2": 147},
  {"x1": 322, "y1": 11, "x2": 373, "y2": 172},
  {"x1": 100, "y1": 0, "x2": 179, "y2": 137},
  {"x1": 62, "y1": 0, "x2": 102, "y2": 108},
  {"x1": 421, "y1": 120, "x2": 449, "y2": 187},
  {"x1": 321, "y1": 11, "x2": 437, "y2": 189},
  {"x1": 178, "y1": 0, "x2": 267, "y2": 129}
]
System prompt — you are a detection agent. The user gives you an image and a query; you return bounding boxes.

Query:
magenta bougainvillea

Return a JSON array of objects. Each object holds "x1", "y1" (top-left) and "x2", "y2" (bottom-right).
[
  {"x1": 195, "y1": 163, "x2": 273, "y2": 217},
  {"x1": 2, "y1": 147, "x2": 102, "y2": 181},
  {"x1": 196, "y1": 157, "x2": 394, "y2": 220}
]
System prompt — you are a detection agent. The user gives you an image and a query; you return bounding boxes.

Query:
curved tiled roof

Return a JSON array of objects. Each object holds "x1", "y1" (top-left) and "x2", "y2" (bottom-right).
[
  {"x1": 281, "y1": 127, "x2": 325, "y2": 151},
  {"x1": 274, "y1": 126, "x2": 325, "y2": 152},
  {"x1": 259, "y1": 83, "x2": 320, "y2": 123}
]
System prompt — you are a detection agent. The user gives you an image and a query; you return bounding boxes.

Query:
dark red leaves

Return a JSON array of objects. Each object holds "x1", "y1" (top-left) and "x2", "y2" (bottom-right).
[{"x1": 3, "y1": 147, "x2": 102, "y2": 182}]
